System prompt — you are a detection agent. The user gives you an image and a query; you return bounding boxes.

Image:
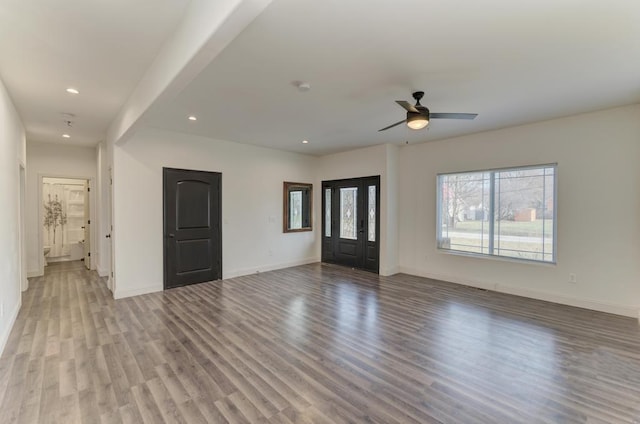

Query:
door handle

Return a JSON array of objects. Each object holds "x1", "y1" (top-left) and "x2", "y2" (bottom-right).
[
  {"x1": 168, "y1": 234, "x2": 175, "y2": 238},
  {"x1": 105, "y1": 234, "x2": 111, "y2": 239}
]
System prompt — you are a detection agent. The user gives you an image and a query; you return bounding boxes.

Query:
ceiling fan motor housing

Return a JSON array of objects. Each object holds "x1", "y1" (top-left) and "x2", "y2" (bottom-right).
[{"x1": 407, "y1": 108, "x2": 429, "y2": 119}]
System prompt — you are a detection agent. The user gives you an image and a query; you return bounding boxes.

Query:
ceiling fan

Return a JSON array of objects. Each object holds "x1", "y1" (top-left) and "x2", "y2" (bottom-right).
[{"x1": 379, "y1": 91, "x2": 477, "y2": 131}]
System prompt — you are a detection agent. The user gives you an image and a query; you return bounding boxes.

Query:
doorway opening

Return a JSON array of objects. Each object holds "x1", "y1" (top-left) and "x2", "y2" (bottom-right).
[
  {"x1": 41, "y1": 177, "x2": 91, "y2": 269},
  {"x1": 322, "y1": 175, "x2": 380, "y2": 273}
]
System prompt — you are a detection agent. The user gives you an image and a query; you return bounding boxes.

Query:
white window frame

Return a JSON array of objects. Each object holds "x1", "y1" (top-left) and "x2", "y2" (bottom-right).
[{"x1": 436, "y1": 163, "x2": 558, "y2": 264}]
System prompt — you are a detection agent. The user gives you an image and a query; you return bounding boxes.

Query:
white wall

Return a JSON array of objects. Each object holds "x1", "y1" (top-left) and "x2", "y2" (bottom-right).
[
  {"x1": 317, "y1": 143, "x2": 399, "y2": 275},
  {"x1": 384, "y1": 144, "x2": 399, "y2": 274},
  {"x1": 398, "y1": 104, "x2": 640, "y2": 317},
  {"x1": 112, "y1": 128, "x2": 318, "y2": 298},
  {"x1": 0, "y1": 76, "x2": 26, "y2": 355},
  {"x1": 26, "y1": 142, "x2": 97, "y2": 276}
]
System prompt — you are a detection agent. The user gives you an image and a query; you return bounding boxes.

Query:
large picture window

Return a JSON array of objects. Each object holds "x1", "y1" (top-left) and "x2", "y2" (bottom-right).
[{"x1": 437, "y1": 164, "x2": 556, "y2": 263}]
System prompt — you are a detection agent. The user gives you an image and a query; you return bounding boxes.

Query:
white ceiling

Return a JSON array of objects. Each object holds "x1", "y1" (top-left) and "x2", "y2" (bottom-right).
[
  {"x1": 2, "y1": 0, "x2": 639, "y2": 154},
  {"x1": 0, "y1": 0, "x2": 190, "y2": 146},
  {"x1": 144, "y1": 0, "x2": 640, "y2": 155}
]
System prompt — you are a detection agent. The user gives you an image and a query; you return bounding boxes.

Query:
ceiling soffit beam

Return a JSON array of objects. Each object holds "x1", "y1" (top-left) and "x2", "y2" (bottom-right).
[{"x1": 106, "y1": 0, "x2": 273, "y2": 146}]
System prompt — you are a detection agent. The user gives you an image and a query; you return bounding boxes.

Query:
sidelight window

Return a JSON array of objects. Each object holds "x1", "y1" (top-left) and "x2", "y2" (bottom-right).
[
  {"x1": 368, "y1": 185, "x2": 376, "y2": 242},
  {"x1": 325, "y1": 188, "x2": 331, "y2": 237}
]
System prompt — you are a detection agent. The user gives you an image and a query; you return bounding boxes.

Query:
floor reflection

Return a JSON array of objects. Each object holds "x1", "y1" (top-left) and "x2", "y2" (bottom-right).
[
  {"x1": 328, "y1": 282, "x2": 382, "y2": 357},
  {"x1": 285, "y1": 296, "x2": 308, "y2": 345}
]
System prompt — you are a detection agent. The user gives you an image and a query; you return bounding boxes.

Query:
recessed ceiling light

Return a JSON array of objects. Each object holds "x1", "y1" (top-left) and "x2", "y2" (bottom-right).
[
  {"x1": 302, "y1": 140, "x2": 309, "y2": 144},
  {"x1": 66, "y1": 88, "x2": 79, "y2": 94},
  {"x1": 62, "y1": 134, "x2": 70, "y2": 138},
  {"x1": 188, "y1": 116, "x2": 197, "y2": 121}
]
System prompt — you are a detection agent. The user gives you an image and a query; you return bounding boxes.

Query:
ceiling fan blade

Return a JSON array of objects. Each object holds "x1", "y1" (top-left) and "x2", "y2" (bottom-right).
[
  {"x1": 430, "y1": 113, "x2": 478, "y2": 120},
  {"x1": 395, "y1": 101, "x2": 419, "y2": 113},
  {"x1": 378, "y1": 119, "x2": 407, "y2": 132}
]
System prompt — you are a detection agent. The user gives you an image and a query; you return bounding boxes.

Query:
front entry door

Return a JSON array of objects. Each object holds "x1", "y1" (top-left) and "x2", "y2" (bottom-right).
[
  {"x1": 163, "y1": 168, "x2": 222, "y2": 289},
  {"x1": 322, "y1": 176, "x2": 380, "y2": 273}
]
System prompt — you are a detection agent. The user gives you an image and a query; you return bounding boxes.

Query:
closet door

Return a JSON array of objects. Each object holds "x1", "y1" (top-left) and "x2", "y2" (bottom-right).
[{"x1": 163, "y1": 167, "x2": 222, "y2": 289}]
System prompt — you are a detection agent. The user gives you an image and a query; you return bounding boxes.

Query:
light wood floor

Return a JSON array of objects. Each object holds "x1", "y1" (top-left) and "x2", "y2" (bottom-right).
[{"x1": 1, "y1": 262, "x2": 640, "y2": 423}]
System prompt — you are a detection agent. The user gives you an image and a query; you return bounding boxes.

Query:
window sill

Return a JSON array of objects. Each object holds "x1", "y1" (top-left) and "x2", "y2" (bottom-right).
[{"x1": 436, "y1": 247, "x2": 557, "y2": 267}]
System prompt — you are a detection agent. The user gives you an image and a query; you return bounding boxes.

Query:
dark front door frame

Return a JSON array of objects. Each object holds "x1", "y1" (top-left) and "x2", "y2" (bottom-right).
[
  {"x1": 163, "y1": 167, "x2": 222, "y2": 290},
  {"x1": 321, "y1": 175, "x2": 380, "y2": 273}
]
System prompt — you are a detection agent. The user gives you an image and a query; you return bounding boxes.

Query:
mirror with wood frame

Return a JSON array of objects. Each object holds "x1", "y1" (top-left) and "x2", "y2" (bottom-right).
[{"x1": 283, "y1": 182, "x2": 312, "y2": 232}]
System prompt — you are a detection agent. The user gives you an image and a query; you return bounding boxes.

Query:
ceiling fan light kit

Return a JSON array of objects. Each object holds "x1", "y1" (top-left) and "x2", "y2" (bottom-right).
[
  {"x1": 407, "y1": 111, "x2": 429, "y2": 130},
  {"x1": 379, "y1": 91, "x2": 477, "y2": 132}
]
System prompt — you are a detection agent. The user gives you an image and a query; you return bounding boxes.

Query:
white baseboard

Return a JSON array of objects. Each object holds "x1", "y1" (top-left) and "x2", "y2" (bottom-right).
[
  {"x1": 113, "y1": 259, "x2": 319, "y2": 300},
  {"x1": 380, "y1": 266, "x2": 400, "y2": 277},
  {"x1": 114, "y1": 284, "x2": 162, "y2": 300},
  {"x1": 27, "y1": 269, "x2": 42, "y2": 278},
  {"x1": 96, "y1": 265, "x2": 109, "y2": 278},
  {"x1": 0, "y1": 297, "x2": 22, "y2": 357},
  {"x1": 224, "y1": 257, "x2": 320, "y2": 279},
  {"x1": 398, "y1": 266, "x2": 640, "y2": 319}
]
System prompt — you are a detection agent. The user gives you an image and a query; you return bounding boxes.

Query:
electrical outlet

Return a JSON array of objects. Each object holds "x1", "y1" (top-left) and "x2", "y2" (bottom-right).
[{"x1": 568, "y1": 273, "x2": 577, "y2": 284}]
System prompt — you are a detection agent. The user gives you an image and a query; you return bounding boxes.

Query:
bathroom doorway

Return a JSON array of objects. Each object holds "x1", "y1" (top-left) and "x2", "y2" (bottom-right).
[{"x1": 41, "y1": 177, "x2": 91, "y2": 269}]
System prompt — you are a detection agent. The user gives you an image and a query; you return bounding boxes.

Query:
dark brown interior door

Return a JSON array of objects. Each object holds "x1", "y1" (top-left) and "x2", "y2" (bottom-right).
[
  {"x1": 322, "y1": 176, "x2": 380, "y2": 273},
  {"x1": 163, "y1": 168, "x2": 221, "y2": 289}
]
